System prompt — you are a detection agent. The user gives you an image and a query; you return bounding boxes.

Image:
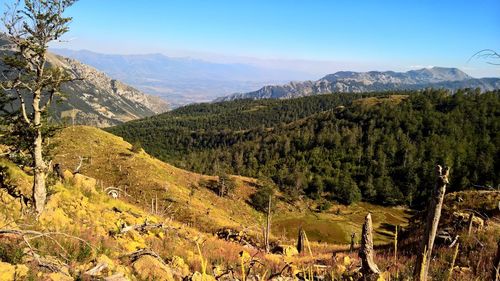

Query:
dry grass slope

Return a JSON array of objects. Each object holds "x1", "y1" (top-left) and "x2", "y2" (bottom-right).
[{"x1": 52, "y1": 126, "x2": 410, "y2": 246}]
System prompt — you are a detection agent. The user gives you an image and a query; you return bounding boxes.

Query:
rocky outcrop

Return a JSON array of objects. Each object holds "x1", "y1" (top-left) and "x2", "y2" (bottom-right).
[
  {"x1": 48, "y1": 53, "x2": 170, "y2": 126},
  {"x1": 0, "y1": 34, "x2": 169, "y2": 127}
]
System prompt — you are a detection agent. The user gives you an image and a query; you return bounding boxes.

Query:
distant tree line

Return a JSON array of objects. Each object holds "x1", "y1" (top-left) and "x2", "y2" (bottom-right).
[{"x1": 108, "y1": 89, "x2": 500, "y2": 208}]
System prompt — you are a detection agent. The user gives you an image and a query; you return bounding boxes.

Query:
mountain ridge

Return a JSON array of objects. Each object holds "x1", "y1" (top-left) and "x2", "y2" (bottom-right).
[
  {"x1": 217, "y1": 67, "x2": 500, "y2": 101},
  {"x1": 51, "y1": 48, "x2": 314, "y2": 107},
  {"x1": 0, "y1": 34, "x2": 169, "y2": 127}
]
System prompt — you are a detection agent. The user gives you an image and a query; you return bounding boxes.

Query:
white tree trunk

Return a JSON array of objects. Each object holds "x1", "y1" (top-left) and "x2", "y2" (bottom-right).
[
  {"x1": 414, "y1": 165, "x2": 449, "y2": 281},
  {"x1": 359, "y1": 213, "x2": 380, "y2": 277},
  {"x1": 32, "y1": 92, "x2": 47, "y2": 215},
  {"x1": 265, "y1": 195, "x2": 272, "y2": 253}
]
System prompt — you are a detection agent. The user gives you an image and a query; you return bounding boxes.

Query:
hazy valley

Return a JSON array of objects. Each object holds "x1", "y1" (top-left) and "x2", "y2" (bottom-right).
[{"x1": 51, "y1": 49, "x2": 313, "y2": 108}]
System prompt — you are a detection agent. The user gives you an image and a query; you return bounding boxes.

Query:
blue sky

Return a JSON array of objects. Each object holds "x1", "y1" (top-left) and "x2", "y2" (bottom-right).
[{"x1": 2, "y1": 0, "x2": 500, "y2": 77}]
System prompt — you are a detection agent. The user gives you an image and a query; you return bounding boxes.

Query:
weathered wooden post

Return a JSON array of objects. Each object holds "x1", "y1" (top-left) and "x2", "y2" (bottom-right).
[
  {"x1": 264, "y1": 195, "x2": 272, "y2": 253},
  {"x1": 494, "y1": 239, "x2": 500, "y2": 281},
  {"x1": 155, "y1": 193, "x2": 158, "y2": 215},
  {"x1": 414, "y1": 165, "x2": 450, "y2": 281},
  {"x1": 350, "y1": 232, "x2": 356, "y2": 253},
  {"x1": 446, "y1": 242, "x2": 459, "y2": 281},
  {"x1": 297, "y1": 227, "x2": 305, "y2": 254},
  {"x1": 467, "y1": 213, "x2": 474, "y2": 235},
  {"x1": 359, "y1": 213, "x2": 380, "y2": 278},
  {"x1": 394, "y1": 225, "x2": 398, "y2": 273}
]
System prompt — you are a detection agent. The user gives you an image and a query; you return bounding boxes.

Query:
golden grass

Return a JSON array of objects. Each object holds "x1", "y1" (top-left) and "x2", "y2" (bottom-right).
[
  {"x1": 273, "y1": 202, "x2": 411, "y2": 245},
  {"x1": 52, "y1": 126, "x2": 411, "y2": 246},
  {"x1": 52, "y1": 126, "x2": 265, "y2": 236}
]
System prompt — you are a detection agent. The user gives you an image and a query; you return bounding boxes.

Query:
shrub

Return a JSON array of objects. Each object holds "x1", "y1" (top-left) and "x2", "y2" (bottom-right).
[
  {"x1": 131, "y1": 141, "x2": 143, "y2": 153},
  {"x1": 250, "y1": 180, "x2": 276, "y2": 212},
  {"x1": 215, "y1": 173, "x2": 236, "y2": 197}
]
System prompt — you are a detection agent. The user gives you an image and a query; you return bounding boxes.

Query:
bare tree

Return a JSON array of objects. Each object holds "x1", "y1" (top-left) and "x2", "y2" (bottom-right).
[
  {"x1": 414, "y1": 165, "x2": 450, "y2": 281},
  {"x1": 1, "y1": 0, "x2": 77, "y2": 215}
]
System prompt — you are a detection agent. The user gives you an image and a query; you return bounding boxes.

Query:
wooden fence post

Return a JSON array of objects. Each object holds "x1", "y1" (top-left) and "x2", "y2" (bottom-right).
[
  {"x1": 493, "y1": 239, "x2": 500, "y2": 281},
  {"x1": 467, "y1": 213, "x2": 474, "y2": 235},
  {"x1": 297, "y1": 227, "x2": 305, "y2": 254},
  {"x1": 350, "y1": 232, "x2": 356, "y2": 253},
  {"x1": 264, "y1": 195, "x2": 272, "y2": 253}
]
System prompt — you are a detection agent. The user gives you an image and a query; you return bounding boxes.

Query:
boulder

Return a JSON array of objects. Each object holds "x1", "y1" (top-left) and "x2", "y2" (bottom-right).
[
  {"x1": 133, "y1": 255, "x2": 174, "y2": 281},
  {"x1": 283, "y1": 245, "x2": 299, "y2": 257},
  {"x1": 62, "y1": 169, "x2": 73, "y2": 182},
  {"x1": 170, "y1": 255, "x2": 190, "y2": 277},
  {"x1": 44, "y1": 272, "x2": 73, "y2": 281},
  {"x1": 272, "y1": 245, "x2": 298, "y2": 256},
  {"x1": 0, "y1": 262, "x2": 29, "y2": 280},
  {"x1": 72, "y1": 173, "x2": 97, "y2": 194}
]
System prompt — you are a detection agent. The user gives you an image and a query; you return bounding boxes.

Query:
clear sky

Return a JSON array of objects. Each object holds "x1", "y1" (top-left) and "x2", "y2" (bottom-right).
[{"x1": 2, "y1": 0, "x2": 500, "y2": 77}]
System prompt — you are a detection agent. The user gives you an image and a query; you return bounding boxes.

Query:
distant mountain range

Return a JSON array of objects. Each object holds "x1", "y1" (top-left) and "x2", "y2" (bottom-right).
[
  {"x1": 217, "y1": 67, "x2": 500, "y2": 101},
  {"x1": 0, "y1": 34, "x2": 169, "y2": 127},
  {"x1": 51, "y1": 49, "x2": 312, "y2": 107}
]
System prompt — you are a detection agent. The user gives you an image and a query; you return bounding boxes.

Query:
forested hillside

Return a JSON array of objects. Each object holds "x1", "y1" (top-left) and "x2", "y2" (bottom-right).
[{"x1": 109, "y1": 89, "x2": 500, "y2": 208}]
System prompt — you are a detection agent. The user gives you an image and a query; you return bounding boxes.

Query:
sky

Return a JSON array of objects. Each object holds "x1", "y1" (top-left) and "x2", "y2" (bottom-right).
[{"x1": 2, "y1": 0, "x2": 500, "y2": 77}]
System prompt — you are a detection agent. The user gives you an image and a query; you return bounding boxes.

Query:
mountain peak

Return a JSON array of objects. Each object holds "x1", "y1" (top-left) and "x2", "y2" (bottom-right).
[{"x1": 409, "y1": 67, "x2": 471, "y2": 82}]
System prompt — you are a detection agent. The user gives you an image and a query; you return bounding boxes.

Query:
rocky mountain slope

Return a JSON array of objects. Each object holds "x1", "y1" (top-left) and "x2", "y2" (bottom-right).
[
  {"x1": 0, "y1": 34, "x2": 169, "y2": 127},
  {"x1": 217, "y1": 67, "x2": 500, "y2": 101},
  {"x1": 52, "y1": 49, "x2": 312, "y2": 107}
]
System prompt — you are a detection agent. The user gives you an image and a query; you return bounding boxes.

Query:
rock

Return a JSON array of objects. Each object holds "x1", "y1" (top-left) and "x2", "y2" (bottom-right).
[
  {"x1": 44, "y1": 272, "x2": 73, "y2": 281},
  {"x1": 0, "y1": 262, "x2": 29, "y2": 280},
  {"x1": 283, "y1": 245, "x2": 299, "y2": 257},
  {"x1": 272, "y1": 245, "x2": 298, "y2": 257},
  {"x1": 72, "y1": 173, "x2": 97, "y2": 194},
  {"x1": 62, "y1": 169, "x2": 73, "y2": 182},
  {"x1": 436, "y1": 230, "x2": 453, "y2": 244},
  {"x1": 170, "y1": 255, "x2": 190, "y2": 277},
  {"x1": 97, "y1": 254, "x2": 116, "y2": 271},
  {"x1": 133, "y1": 255, "x2": 174, "y2": 281}
]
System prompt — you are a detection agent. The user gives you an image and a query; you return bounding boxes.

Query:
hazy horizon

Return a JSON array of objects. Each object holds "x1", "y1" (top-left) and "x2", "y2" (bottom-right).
[
  {"x1": 1, "y1": 0, "x2": 497, "y2": 78},
  {"x1": 50, "y1": 47, "x2": 498, "y2": 80}
]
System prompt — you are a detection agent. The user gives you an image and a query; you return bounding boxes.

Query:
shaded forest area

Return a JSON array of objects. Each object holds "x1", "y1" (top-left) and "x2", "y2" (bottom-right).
[{"x1": 109, "y1": 89, "x2": 499, "y2": 208}]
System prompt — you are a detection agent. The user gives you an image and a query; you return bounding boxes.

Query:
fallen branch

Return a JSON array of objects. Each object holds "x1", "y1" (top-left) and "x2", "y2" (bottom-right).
[
  {"x1": 84, "y1": 262, "x2": 108, "y2": 276},
  {"x1": 0, "y1": 228, "x2": 96, "y2": 265},
  {"x1": 118, "y1": 220, "x2": 165, "y2": 235},
  {"x1": 3, "y1": 230, "x2": 70, "y2": 275},
  {"x1": 73, "y1": 156, "x2": 85, "y2": 174},
  {"x1": 0, "y1": 229, "x2": 95, "y2": 249}
]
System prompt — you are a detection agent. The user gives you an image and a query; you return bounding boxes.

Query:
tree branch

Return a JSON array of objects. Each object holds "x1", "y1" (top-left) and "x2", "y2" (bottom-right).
[{"x1": 15, "y1": 88, "x2": 31, "y2": 124}]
